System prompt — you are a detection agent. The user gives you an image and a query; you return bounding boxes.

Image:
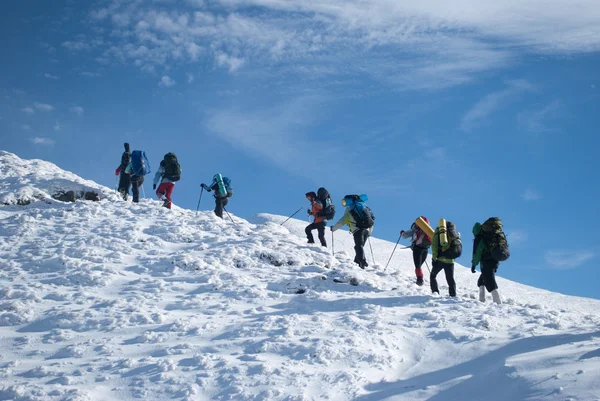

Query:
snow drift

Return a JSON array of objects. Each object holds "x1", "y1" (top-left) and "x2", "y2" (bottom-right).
[{"x1": 0, "y1": 152, "x2": 599, "y2": 401}]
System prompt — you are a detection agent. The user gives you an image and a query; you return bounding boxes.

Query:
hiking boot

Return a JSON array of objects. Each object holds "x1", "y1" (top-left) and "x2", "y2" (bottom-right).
[
  {"x1": 479, "y1": 286, "x2": 486, "y2": 302},
  {"x1": 416, "y1": 277, "x2": 424, "y2": 286}
]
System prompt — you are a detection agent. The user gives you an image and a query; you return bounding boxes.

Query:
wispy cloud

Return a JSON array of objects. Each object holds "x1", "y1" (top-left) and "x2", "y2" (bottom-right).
[
  {"x1": 44, "y1": 73, "x2": 58, "y2": 80},
  {"x1": 30, "y1": 137, "x2": 55, "y2": 146},
  {"x1": 506, "y1": 230, "x2": 528, "y2": 244},
  {"x1": 158, "y1": 75, "x2": 176, "y2": 88},
  {"x1": 54, "y1": 123, "x2": 61, "y2": 132},
  {"x1": 21, "y1": 124, "x2": 31, "y2": 131},
  {"x1": 186, "y1": 73, "x2": 195, "y2": 84},
  {"x1": 545, "y1": 250, "x2": 594, "y2": 270},
  {"x1": 33, "y1": 102, "x2": 54, "y2": 112},
  {"x1": 80, "y1": 71, "x2": 101, "y2": 78},
  {"x1": 522, "y1": 188, "x2": 542, "y2": 201},
  {"x1": 21, "y1": 107, "x2": 35, "y2": 114},
  {"x1": 518, "y1": 99, "x2": 563, "y2": 133},
  {"x1": 70, "y1": 106, "x2": 84, "y2": 116},
  {"x1": 62, "y1": 1, "x2": 600, "y2": 91},
  {"x1": 460, "y1": 80, "x2": 535, "y2": 131}
]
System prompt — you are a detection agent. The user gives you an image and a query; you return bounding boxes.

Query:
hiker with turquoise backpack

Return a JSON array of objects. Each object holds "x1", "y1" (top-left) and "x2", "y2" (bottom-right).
[
  {"x1": 471, "y1": 217, "x2": 510, "y2": 304},
  {"x1": 153, "y1": 153, "x2": 181, "y2": 209},
  {"x1": 123, "y1": 149, "x2": 151, "y2": 203},
  {"x1": 430, "y1": 219, "x2": 462, "y2": 297},
  {"x1": 331, "y1": 194, "x2": 375, "y2": 269},
  {"x1": 201, "y1": 174, "x2": 233, "y2": 218}
]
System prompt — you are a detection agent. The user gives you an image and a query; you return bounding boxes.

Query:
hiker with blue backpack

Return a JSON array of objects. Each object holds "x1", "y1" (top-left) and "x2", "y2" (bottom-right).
[
  {"x1": 201, "y1": 174, "x2": 233, "y2": 218},
  {"x1": 331, "y1": 194, "x2": 375, "y2": 269},
  {"x1": 121, "y1": 149, "x2": 151, "y2": 203},
  {"x1": 305, "y1": 188, "x2": 335, "y2": 247},
  {"x1": 114, "y1": 142, "x2": 131, "y2": 201},
  {"x1": 153, "y1": 153, "x2": 181, "y2": 209},
  {"x1": 471, "y1": 217, "x2": 510, "y2": 304}
]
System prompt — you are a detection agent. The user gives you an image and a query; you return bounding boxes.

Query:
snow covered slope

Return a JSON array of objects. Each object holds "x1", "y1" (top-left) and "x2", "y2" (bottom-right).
[{"x1": 1, "y1": 153, "x2": 599, "y2": 401}]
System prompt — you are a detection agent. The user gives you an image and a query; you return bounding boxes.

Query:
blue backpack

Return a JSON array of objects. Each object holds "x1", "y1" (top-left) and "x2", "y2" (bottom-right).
[
  {"x1": 345, "y1": 194, "x2": 375, "y2": 229},
  {"x1": 131, "y1": 150, "x2": 151, "y2": 176}
]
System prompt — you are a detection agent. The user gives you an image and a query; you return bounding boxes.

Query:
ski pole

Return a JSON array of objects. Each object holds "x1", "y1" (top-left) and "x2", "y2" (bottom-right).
[
  {"x1": 280, "y1": 206, "x2": 303, "y2": 226},
  {"x1": 425, "y1": 259, "x2": 431, "y2": 274},
  {"x1": 384, "y1": 235, "x2": 402, "y2": 272},
  {"x1": 368, "y1": 236, "x2": 375, "y2": 266},
  {"x1": 195, "y1": 187, "x2": 204, "y2": 216},
  {"x1": 224, "y1": 208, "x2": 237, "y2": 225}
]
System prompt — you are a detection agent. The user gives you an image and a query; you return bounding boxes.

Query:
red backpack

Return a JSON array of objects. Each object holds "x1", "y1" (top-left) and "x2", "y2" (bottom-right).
[{"x1": 413, "y1": 216, "x2": 432, "y2": 248}]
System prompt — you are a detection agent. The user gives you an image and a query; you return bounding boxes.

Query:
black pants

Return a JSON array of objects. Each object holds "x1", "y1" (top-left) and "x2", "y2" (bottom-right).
[
  {"x1": 353, "y1": 229, "x2": 370, "y2": 268},
  {"x1": 215, "y1": 196, "x2": 229, "y2": 218},
  {"x1": 131, "y1": 175, "x2": 144, "y2": 203},
  {"x1": 430, "y1": 260, "x2": 456, "y2": 296},
  {"x1": 412, "y1": 245, "x2": 428, "y2": 276},
  {"x1": 477, "y1": 259, "x2": 500, "y2": 292},
  {"x1": 118, "y1": 174, "x2": 131, "y2": 200},
  {"x1": 305, "y1": 221, "x2": 327, "y2": 246}
]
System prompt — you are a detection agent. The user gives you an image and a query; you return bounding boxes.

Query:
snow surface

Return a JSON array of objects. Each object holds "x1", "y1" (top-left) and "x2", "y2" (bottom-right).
[{"x1": 1, "y1": 151, "x2": 599, "y2": 401}]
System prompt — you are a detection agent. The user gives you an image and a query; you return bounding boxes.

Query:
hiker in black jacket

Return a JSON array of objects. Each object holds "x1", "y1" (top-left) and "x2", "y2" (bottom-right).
[{"x1": 114, "y1": 142, "x2": 131, "y2": 201}]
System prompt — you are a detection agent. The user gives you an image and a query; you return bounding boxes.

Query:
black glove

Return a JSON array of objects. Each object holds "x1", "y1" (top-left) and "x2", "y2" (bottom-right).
[
  {"x1": 153, "y1": 184, "x2": 156, "y2": 190},
  {"x1": 307, "y1": 209, "x2": 312, "y2": 216},
  {"x1": 471, "y1": 266, "x2": 477, "y2": 274},
  {"x1": 330, "y1": 226, "x2": 334, "y2": 232}
]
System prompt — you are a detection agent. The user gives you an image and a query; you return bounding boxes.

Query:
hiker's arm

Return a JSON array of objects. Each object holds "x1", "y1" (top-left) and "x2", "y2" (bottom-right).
[
  {"x1": 153, "y1": 166, "x2": 164, "y2": 186},
  {"x1": 331, "y1": 211, "x2": 348, "y2": 232},
  {"x1": 471, "y1": 236, "x2": 484, "y2": 267}
]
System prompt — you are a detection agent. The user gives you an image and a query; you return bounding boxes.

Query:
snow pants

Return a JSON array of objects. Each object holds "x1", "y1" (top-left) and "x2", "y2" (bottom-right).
[
  {"x1": 215, "y1": 196, "x2": 228, "y2": 218},
  {"x1": 118, "y1": 173, "x2": 131, "y2": 201},
  {"x1": 305, "y1": 221, "x2": 327, "y2": 247},
  {"x1": 430, "y1": 260, "x2": 456, "y2": 297},
  {"x1": 156, "y1": 182, "x2": 175, "y2": 209},
  {"x1": 353, "y1": 229, "x2": 369, "y2": 268},
  {"x1": 131, "y1": 175, "x2": 144, "y2": 203},
  {"x1": 477, "y1": 259, "x2": 500, "y2": 292},
  {"x1": 412, "y1": 245, "x2": 428, "y2": 279}
]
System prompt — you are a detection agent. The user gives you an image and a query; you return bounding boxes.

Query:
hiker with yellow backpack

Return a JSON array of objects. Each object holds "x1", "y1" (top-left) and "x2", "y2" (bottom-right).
[{"x1": 431, "y1": 219, "x2": 462, "y2": 297}]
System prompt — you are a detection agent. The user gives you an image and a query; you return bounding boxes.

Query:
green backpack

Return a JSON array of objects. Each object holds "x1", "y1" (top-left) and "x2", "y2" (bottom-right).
[{"x1": 480, "y1": 217, "x2": 510, "y2": 262}]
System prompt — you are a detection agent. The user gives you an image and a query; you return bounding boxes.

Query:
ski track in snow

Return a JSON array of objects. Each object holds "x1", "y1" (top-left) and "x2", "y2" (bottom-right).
[{"x1": 1, "y1": 151, "x2": 600, "y2": 401}]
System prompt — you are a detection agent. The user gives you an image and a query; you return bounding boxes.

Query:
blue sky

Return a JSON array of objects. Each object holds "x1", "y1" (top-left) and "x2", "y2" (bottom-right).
[{"x1": 1, "y1": 0, "x2": 599, "y2": 299}]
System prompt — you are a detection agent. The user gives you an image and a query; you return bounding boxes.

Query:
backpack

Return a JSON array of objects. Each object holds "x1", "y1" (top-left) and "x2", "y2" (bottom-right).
[
  {"x1": 480, "y1": 217, "x2": 510, "y2": 262},
  {"x1": 317, "y1": 187, "x2": 335, "y2": 220},
  {"x1": 413, "y1": 218, "x2": 432, "y2": 248},
  {"x1": 131, "y1": 150, "x2": 151, "y2": 176},
  {"x1": 438, "y1": 221, "x2": 462, "y2": 259},
  {"x1": 348, "y1": 196, "x2": 375, "y2": 229},
  {"x1": 161, "y1": 153, "x2": 181, "y2": 182},
  {"x1": 223, "y1": 177, "x2": 233, "y2": 197}
]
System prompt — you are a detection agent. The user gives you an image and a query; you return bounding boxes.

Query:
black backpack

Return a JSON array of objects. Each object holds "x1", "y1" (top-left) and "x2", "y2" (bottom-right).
[
  {"x1": 348, "y1": 197, "x2": 375, "y2": 229},
  {"x1": 480, "y1": 217, "x2": 510, "y2": 262},
  {"x1": 162, "y1": 153, "x2": 181, "y2": 182},
  {"x1": 317, "y1": 187, "x2": 335, "y2": 220},
  {"x1": 120, "y1": 151, "x2": 131, "y2": 171},
  {"x1": 439, "y1": 221, "x2": 462, "y2": 259}
]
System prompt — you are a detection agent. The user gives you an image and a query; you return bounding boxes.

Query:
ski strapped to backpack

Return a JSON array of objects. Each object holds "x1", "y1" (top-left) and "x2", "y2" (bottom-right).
[
  {"x1": 345, "y1": 194, "x2": 375, "y2": 229},
  {"x1": 131, "y1": 150, "x2": 151, "y2": 176},
  {"x1": 317, "y1": 187, "x2": 335, "y2": 220},
  {"x1": 480, "y1": 217, "x2": 510, "y2": 262},
  {"x1": 162, "y1": 153, "x2": 181, "y2": 182},
  {"x1": 438, "y1": 221, "x2": 462, "y2": 259}
]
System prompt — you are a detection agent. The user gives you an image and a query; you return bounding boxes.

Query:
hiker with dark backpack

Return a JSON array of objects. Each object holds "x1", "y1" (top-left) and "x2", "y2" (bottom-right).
[
  {"x1": 122, "y1": 149, "x2": 151, "y2": 203},
  {"x1": 305, "y1": 191, "x2": 327, "y2": 247},
  {"x1": 331, "y1": 194, "x2": 375, "y2": 269},
  {"x1": 153, "y1": 153, "x2": 181, "y2": 209},
  {"x1": 400, "y1": 216, "x2": 432, "y2": 286},
  {"x1": 201, "y1": 174, "x2": 233, "y2": 218},
  {"x1": 114, "y1": 142, "x2": 131, "y2": 201},
  {"x1": 471, "y1": 217, "x2": 510, "y2": 304},
  {"x1": 430, "y1": 219, "x2": 462, "y2": 297}
]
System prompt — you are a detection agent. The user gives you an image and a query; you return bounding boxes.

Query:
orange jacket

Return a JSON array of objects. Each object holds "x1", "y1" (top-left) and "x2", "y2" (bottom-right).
[{"x1": 310, "y1": 200, "x2": 324, "y2": 223}]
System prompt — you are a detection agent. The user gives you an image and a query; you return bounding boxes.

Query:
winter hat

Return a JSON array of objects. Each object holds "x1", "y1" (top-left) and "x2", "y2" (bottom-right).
[
  {"x1": 124, "y1": 142, "x2": 130, "y2": 152},
  {"x1": 305, "y1": 192, "x2": 316, "y2": 199}
]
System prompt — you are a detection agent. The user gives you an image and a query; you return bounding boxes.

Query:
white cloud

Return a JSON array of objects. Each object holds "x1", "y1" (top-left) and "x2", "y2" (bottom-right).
[
  {"x1": 80, "y1": 71, "x2": 101, "y2": 78},
  {"x1": 21, "y1": 107, "x2": 35, "y2": 114},
  {"x1": 30, "y1": 137, "x2": 55, "y2": 146},
  {"x1": 44, "y1": 73, "x2": 58, "y2": 80},
  {"x1": 506, "y1": 230, "x2": 528, "y2": 244},
  {"x1": 21, "y1": 124, "x2": 31, "y2": 131},
  {"x1": 460, "y1": 80, "x2": 535, "y2": 131},
  {"x1": 72, "y1": 1, "x2": 600, "y2": 90},
  {"x1": 522, "y1": 188, "x2": 542, "y2": 201},
  {"x1": 158, "y1": 75, "x2": 176, "y2": 87},
  {"x1": 70, "y1": 106, "x2": 84, "y2": 116},
  {"x1": 34, "y1": 102, "x2": 54, "y2": 112},
  {"x1": 517, "y1": 99, "x2": 563, "y2": 133},
  {"x1": 544, "y1": 250, "x2": 594, "y2": 270}
]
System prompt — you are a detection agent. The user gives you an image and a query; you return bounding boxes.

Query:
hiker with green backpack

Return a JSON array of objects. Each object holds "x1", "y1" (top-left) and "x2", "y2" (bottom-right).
[
  {"x1": 430, "y1": 219, "x2": 462, "y2": 297},
  {"x1": 153, "y1": 153, "x2": 181, "y2": 209},
  {"x1": 471, "y1": 217, "x2": 510, "y2": 304}
]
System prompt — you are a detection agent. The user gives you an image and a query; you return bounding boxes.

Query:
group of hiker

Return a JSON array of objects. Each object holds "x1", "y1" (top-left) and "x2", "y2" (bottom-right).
[
  {"x1": 304, "y1": 188, "x2": 510, "y2": 304},
  {"x1": 115, "y1": 143, "x2": 510, "y2": 304},
  {"x1": 115, "y1": 143, "x2": 233, "y2": 217}
]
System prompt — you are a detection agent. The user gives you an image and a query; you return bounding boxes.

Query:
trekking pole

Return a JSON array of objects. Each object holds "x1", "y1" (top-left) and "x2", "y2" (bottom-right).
[
  {"x1": 195, "y1": 187, "x2": 204, "y2": 216},
  {"x1": 331, "y1": 230, "x2": 334, "y2": 256},
  {"x1": 114, "y1": 176, "x2": 119, "y2": 192},
  {"x1": 280, "y1": 206, "x2": 303, "y2": 226},
  {"x1": 224, "y1": 208, "x2": 237, "y2": 225},
  {"x1": 368, "y1": 236, "x2": 375, "y2": 266},
  {"x1": 425, "y1": 259, "x2": 431, "y2": 274},
  {"x1": 141, "y1": 183, "x2": 146, "y2": 199},
  {"x1": 384, "y1": 235, "x2": 402, "y2": 272}
]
